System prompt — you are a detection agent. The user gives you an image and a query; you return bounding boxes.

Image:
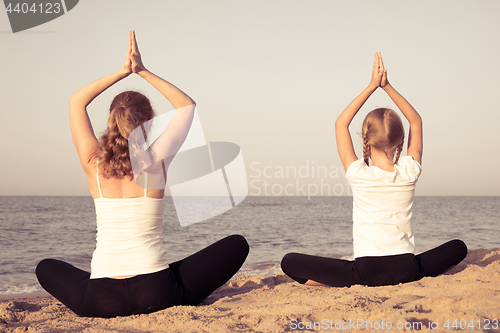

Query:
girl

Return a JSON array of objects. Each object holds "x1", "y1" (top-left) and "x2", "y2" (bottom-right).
[
  {"x1": 281, "y1": 53, "x2": 467, "y2": 287},
  {"x1": 35, "y1": 31, "x2": 249, "y2": 317}
]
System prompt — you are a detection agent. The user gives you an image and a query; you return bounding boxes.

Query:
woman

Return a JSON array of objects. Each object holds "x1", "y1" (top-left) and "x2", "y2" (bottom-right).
[{"x1": 36, "y1": 31, "x2": 249, "y2": 318}]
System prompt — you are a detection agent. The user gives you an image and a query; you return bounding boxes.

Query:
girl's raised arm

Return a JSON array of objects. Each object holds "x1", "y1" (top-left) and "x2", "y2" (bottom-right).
[
  {"x1": 335, "y1": 53, "x2": 384, "y2": 171},
  {"x1": 69, "y1": 36, "x2": 133, "y2": 170},
  {"x1": 379, "y1": 55, "x2": 423, "y2": 164}
]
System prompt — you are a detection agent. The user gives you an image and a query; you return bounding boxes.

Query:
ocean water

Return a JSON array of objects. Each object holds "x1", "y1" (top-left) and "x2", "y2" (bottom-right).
[{"x1": 0, "y1": 196, "x2": 499, "y2": 296}]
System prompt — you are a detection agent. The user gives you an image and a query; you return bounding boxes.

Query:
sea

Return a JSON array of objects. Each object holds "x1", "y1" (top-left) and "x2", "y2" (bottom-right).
[{"x1": 0, "y1": 196, "x2": 499, "y2": 297}]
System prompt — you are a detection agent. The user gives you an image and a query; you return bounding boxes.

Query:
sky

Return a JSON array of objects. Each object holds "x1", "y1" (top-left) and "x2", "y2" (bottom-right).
[{"x1": 1, "y1": 0, "x2": 499, "y2": 196}]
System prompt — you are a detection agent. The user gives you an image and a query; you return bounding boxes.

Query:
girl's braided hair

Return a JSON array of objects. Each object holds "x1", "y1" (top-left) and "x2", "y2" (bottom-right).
[{"x1": 362, "y1": 108, "x2": 404, "y2": 166}]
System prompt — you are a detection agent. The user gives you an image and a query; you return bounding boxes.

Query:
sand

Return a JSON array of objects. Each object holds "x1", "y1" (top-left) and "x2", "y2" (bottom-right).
[{"x1": 1, "y1": 248, "x2": 499, "y2": 333}]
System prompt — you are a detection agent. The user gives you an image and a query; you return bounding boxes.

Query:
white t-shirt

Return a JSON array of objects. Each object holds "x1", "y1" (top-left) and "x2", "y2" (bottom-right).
[{"x1": 346, "y1": 156, "x2": 422, "y2": 258}]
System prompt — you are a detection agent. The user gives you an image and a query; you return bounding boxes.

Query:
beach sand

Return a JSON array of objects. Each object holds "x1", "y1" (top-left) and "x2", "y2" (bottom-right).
[{"x1": 1, "y1": 248, "x2": 499, "y2": 333}]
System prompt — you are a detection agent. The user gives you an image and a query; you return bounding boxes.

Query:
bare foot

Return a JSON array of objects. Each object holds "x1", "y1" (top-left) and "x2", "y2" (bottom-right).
[{"x1": 304, "y1": 280, "x2": 327, "y2": 286}]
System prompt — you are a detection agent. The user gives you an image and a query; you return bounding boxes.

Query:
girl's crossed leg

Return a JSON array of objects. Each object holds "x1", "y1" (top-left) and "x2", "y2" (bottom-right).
[{"x1": 281, "y1": 239, "x2": 467, "y2": 287}]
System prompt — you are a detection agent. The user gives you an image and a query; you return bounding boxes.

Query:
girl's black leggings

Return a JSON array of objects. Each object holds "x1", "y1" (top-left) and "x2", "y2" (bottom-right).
[
  {"x1": 36, "y1": 234, "x2": 249, "y2": 318},
  {"x1": 281, "y1": 239, "x2": 467, "y2": 287}
]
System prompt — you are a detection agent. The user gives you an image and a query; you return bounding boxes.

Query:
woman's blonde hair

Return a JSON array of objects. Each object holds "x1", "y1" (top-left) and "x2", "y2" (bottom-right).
[
  {"x1": 362, "y1": 108, "x2": 404, "y2": 166},
  {"x1": 97, "y1": 91, "x2": 155, "y2": 179}
]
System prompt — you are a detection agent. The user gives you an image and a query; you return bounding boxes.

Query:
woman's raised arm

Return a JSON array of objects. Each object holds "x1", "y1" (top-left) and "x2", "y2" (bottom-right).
[
  {"x1": 131, "y1": 31, "x2": 195, "y2": 109},
  {"x1": 123, "y1": 31, "x2": 196, "y2": 186},
  {"x1": 69, "y1": 34, "x2": 133, "y2": 168},
  {"x1": 130, "y1": 31, "x2": 196, "y2": 168}
]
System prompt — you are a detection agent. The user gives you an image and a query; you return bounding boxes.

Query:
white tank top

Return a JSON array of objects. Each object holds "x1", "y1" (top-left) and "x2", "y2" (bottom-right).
[{"x1": 90, "y1": 172, "x2": 169, "y2": 279}]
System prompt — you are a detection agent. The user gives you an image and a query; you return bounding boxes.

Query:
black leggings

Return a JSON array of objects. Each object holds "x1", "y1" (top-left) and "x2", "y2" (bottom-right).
[
  {"x1": 36, "y1": 235, "x2": 249, "y2": 318},
  {"x1": 281, "y1": 239, "x2": 467, "y2": 287}
]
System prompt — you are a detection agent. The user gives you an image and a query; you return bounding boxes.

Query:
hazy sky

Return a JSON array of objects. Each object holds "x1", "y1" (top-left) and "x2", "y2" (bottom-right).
[{"x1": 1, "y1": 1, "x2": 499, "y2": 196}]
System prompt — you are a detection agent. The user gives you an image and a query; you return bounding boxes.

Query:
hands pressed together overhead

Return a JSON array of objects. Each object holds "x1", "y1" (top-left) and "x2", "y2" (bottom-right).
[
  {"x1": 122, "y1": 30, "x2": 146, "y2": 76},
  {"x1": 369, "y1": 52, "x2": 389, "y2": 89}
]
